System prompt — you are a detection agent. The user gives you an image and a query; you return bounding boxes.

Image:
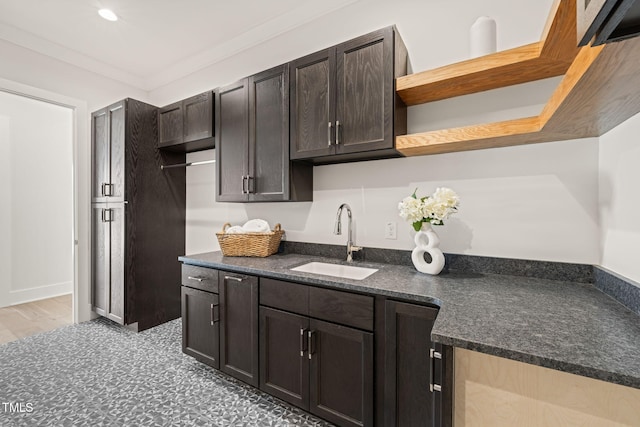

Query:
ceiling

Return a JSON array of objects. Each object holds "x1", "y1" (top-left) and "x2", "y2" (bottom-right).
[{"x1": 0, "y1": 0, "x2": 357, "y2": 91}]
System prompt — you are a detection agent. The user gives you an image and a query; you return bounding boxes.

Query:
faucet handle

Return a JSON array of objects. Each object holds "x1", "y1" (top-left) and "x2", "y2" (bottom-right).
[{"x1": 351, "y1": 245, "x2": 363, "y2": 252}]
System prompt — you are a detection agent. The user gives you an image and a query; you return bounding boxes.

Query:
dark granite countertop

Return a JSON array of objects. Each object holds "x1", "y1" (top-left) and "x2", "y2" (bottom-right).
[{"x1": 179, "y1": 251, "x2": 640, "y2": 390}]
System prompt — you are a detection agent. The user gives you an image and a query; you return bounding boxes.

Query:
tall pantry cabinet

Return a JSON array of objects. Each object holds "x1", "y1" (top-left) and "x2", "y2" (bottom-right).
[{"x1": 91, "y1": 98, "x2": 186, "y2": 331}]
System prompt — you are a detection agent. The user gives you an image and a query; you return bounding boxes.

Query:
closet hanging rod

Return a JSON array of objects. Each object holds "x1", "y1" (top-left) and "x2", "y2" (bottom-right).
[{"x1": 161, "y1": 160, "x2": 215, "y2": 170}]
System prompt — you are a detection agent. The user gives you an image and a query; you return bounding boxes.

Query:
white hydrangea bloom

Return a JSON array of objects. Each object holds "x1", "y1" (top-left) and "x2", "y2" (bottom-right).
[
  {"x1": 433, "y1": 187, "x2": 460, "y2": 208},
  {"x1": 398, "y1": 196, "x2": 424, "y2": 223},
  {"x1": 399, "y1": 187, "x2": 460, "y2": 227}
]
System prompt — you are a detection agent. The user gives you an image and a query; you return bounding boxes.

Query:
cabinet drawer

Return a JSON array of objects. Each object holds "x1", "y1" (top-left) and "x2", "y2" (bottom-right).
[
  {"x1": 181, "y1": 264, "x2": 219, "y2": 293},
  {"x1": 309, "y1": 287, "x2": 374, "y2": 331},
  {"x1": 260, "y1": 278, "x2": 309, "y2": 316}
]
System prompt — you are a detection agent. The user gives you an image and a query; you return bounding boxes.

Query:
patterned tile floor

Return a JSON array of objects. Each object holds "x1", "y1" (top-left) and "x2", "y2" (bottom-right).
[{"x1": 0, "y1": 318, "x2": 334, "y2": 426}]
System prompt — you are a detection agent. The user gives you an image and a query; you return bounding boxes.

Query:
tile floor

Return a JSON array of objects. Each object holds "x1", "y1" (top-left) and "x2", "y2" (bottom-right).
[{"x1": 0, "y1": 317, "x2": 334, "y2": 426}]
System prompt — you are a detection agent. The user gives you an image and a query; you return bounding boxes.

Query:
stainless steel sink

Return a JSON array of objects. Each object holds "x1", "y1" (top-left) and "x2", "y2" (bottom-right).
[{"x1": 290, "y1": 262, "x2": 378, "y2": 280}]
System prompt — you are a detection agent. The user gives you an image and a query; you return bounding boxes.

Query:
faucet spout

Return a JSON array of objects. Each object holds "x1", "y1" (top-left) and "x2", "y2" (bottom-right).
[{"x1": 333, "y1": 203, "x2": 362, "y2": 262}]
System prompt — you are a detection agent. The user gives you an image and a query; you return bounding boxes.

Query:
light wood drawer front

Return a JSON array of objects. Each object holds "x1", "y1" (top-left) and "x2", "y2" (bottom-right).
[
  {"x1": 259, "y1": 278, "x2": 309, "y2": 316},
  {"x1": 181, "y1": 264, "x2": 219, "y2": 293},
  {"x1": 309, "y1": 286, "x2": 374, "y2": 331}
]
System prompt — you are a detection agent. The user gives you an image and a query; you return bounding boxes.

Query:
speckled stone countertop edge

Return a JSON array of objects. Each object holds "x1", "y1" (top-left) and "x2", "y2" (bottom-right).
[{"x1": 179, "y1": 252, "x2": 640, "y2": 390}]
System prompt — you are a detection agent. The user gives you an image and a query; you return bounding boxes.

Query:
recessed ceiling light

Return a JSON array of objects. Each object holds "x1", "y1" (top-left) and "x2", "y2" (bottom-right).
[{"x1": 98, "y1": 9, "x2": 118, "y2": 22}]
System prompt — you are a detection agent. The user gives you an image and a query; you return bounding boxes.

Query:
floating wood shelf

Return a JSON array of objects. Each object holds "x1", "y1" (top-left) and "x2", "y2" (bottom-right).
[
  {"x1": 395, "y1": 0, "x2": 640, "y2": 156},
  {"x1": 396, "y1": 0, "x2": 579, "y2": 105}
]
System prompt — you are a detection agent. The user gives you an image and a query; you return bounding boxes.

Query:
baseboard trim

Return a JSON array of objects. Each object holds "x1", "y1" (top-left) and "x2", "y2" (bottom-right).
[{"x1": 8, "y1": 281, "x2": 72, "y2": 307}]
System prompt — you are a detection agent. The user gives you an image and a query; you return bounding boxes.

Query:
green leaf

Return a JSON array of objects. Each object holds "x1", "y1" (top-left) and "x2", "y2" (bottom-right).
[
  {"x1": 411, "y1": 187, "x2": 418, "y2": 199},
  {"x1": 412, "y1": 221, "x2": 423, "y2": 232}
]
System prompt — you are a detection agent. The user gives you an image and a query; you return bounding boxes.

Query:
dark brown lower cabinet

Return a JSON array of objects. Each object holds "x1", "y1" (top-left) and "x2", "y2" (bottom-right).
[
  {"x1": 220, "y1": 272, "x2": 259, "y2": 387},
  {"x1": 384, "y1": 300, "x2": 452, "y2": 427},
  {"x1": 181, "y1": 286, "x2": 219, "y2": 369},
  {"x1": 259, "y1": 307, "x2": 310, "y2": 409},
  {"x1": 309, "y1": 319, "x2": 374, "y2": 427},
  {"x1": 259, "y1": 307, "x2": 374, "y2": 427}
]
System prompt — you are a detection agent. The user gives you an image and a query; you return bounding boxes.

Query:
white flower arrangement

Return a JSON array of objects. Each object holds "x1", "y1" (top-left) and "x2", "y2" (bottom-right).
[{"x1": 398, "y1": 187, "x2": 460, "y2": 231}]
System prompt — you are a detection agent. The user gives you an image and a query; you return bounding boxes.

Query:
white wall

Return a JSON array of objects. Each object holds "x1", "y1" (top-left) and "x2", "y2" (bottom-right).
[
  {"x1": 0, "y1": 116, "x2": 11, "y2": 305},
  {"x1": 0, "y1": 91, "x2": 73, "y2": 306},
  {"x1": 599, "y1": 114, "x2": 640, "y2": 283},
  {"x1": 0, "y1": 39, "x2": 149, "y2": 321},
  {"x1": 150, "y1": 0, "x2": 601, "y2": 265}
]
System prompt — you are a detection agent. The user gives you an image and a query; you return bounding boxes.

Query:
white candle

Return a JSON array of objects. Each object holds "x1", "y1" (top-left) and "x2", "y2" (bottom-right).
[{"x1": 470, "y1": 16, "x2": 497, "y2": 58}]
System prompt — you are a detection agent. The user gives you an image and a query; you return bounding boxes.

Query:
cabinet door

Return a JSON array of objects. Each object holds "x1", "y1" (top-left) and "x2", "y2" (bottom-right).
[
  {"x1": 91, "y1": 205, "x2": 109, "y2": 316},
  {"x1": 182, "y1": 286, "x2": 220, "y2": 369},
  {"x1": 290, "y1": 48, "x2": 336, "y2": 160},
  {"x1": 219, "y1": 272, "x2": 259, "y2": 386},
  {"x1": 107, "y1": 204, "x2": 126, "y2": 325},
  {"x1": 249, "y1": 64, "x2": 290, "y2": 201},
  {"x1": 384, "y1": 300, "x2": 438, "y2": 427},
  {"x1": 91, "y1": 109, "x2": 109, "y2": 202},
  {"x1": 215, "y1": 80, "x2": 249, "y2": 202},
  {"x1": 183, "y1": 92, "x2": 214, "y2": 143},
  {"x1": 108, "y1": 101, "x2": 126, "y2": 201},
  {"x1": 309, "y1": 319, "x2": 374, "y2": 427},
  {"x1": 158, "y1": 101, "x2": 183, "y2": 147},
  {"x1": 259, "y1": 307, "x2": 310, "y2": 409},
  {"x1": 335, "y1": 27, "x2": 394, "y2": 154}
]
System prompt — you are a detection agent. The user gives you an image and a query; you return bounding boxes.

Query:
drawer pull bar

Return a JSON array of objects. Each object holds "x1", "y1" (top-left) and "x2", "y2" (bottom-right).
[
  {"x1": 187, "y1": 276, "x2": 205, "y2": 282},
  {"x1": 225, "y1": 276, "x2": 243, "y2": 282}
]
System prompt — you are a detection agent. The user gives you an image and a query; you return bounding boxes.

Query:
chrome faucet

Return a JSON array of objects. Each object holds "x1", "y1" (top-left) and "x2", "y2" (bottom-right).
[{"x1": 334, "y1": 203, "x2": 362, "y2": 262}]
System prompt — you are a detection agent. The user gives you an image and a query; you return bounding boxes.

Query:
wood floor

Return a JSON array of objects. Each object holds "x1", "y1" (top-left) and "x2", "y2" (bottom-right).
[{"x1": 0, "y1": 294, "x2": 72, "y2": 345}]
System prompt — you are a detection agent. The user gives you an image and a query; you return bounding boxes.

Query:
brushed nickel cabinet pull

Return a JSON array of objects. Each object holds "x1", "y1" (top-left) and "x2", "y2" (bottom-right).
[
  {"x1": 225, "y1": 276, "x2": 243, "y2": 282},
  {"x1": 187, "y1": 276, "x2": 204, "y2": 282},
  {"x1": 429, "y1": 348, "x2": 443, "y2": 393},
  {"x1": 327, "y1": 122, "x2": 333, "y2": 146}
]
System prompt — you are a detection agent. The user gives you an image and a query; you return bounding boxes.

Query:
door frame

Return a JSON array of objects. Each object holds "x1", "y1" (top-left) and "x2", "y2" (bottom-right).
[{"x1": 0, "y1": 77, "x2": 90, "y2": 324}]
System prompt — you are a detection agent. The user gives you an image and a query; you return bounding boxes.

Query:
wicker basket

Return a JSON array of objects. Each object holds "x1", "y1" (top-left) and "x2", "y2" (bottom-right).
[{"x1": 216, "y1": 223, "x2": 283, "y2": 257}]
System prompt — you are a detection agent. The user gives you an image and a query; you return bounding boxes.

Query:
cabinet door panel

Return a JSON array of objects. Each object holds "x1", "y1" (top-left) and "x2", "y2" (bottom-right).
[
  {"x1": 309, "y1": 319, "x2": 374, "y2": 427},
  {"x1": 384, "y1": 300, "x2": 438, "y2": 427},
  {"x1": 184, "y1": 92, "x2": 213, "y2": 143},
  {"x1": 216, "y1": 81, "x2": 249, "y2": 202},
  {"x1": 259, "y1": 307, "x2": 309, "y2": 409},
  {"x1": 249, "y1": 65, "x2": 289, "y2": 201},
  {"x1": 220, "y1": 272, "x2": 259, "y2": 386},
  {"x1": 290, "y1": 49, "x2": 335, "y2": 159},
  {"x1": 109, "y1": 102, "x2": 126, "y2": 201},
  {"x1": 108, "y1": 204, "x2": 126, "y2": 325},
  {"x1": 92, "y1": 110, "x2": 109, "y2": 202},
  {"x1": 336, "y1": 28, "x2": 393, "y2": 154},
  {"x1": 182, "y1": 286, "x2": 220, "y2": 369},
  {"x1": 158, "y1": 101, "x2": 183, "y2": 147},
  {"x1": 91, "y1": 205, "x2": 109, "y2": 315}
]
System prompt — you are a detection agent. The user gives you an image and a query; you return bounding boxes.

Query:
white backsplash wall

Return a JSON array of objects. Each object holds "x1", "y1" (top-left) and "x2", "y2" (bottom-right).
[
  {"x1": 184, "y1": 138, "x2": 600, "y2": 264},
  {"x1": 599, "y1": 114, "x2": 640, "y2": 283},
  {"x1": 175, "y1": 0, "x2": 603, "y2": 265}
]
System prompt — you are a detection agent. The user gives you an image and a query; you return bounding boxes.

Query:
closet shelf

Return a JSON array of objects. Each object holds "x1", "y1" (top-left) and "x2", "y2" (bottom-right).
[{"x1": 395, "y1": 0, "x2": 640, "y2": 156}]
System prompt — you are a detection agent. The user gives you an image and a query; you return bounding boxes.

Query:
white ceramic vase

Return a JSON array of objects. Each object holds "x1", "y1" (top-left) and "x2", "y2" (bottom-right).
[{"x1": 411, "y1": 222, "x2": 445, "y2": 275}]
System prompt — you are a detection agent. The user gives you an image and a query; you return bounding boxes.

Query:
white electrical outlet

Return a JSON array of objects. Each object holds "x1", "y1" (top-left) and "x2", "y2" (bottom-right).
[{"x1": 385, "y1": 221, "x2": 397, "y2": 239}]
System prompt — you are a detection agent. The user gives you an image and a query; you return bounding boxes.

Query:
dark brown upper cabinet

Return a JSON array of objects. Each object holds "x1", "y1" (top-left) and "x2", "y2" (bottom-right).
[
  {"x1": 290, "y1": 26, "x2": 407, "y2": 165},
  {"x1": 158, "y1": 91, "x2": 214, "y2": 152},
  {"x1": 215, "y1": 64, "x2": 313, "y2": 203}
]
